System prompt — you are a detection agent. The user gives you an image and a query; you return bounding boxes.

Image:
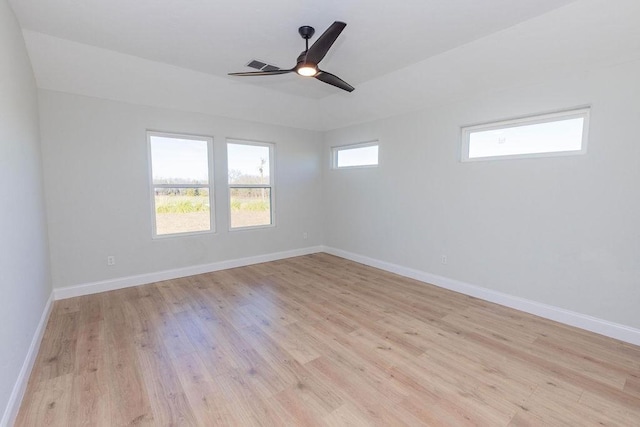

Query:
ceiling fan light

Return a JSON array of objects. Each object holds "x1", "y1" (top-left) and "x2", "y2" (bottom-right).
[{"x1": 297, "y1": 65, "x2": 318, "y2": 77}]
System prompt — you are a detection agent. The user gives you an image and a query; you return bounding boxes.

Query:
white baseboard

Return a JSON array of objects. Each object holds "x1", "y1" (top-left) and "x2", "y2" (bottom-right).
[
  {"x1": 53, "y1": 246, "x2": 324, "y2": 300},
  {"x1": 322, "y1": 246, "x2": 640, "y2": 346},
  {"x1": 1, "y1": 292, "x2": 54, "y2": 427},
  {"x1": 50, "y1": 244, "x2": 640, "y2": 347}
]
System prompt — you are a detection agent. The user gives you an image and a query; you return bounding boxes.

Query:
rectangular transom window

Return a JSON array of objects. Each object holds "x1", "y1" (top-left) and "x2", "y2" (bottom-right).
[
  {"x1": 227, "y1": 139, "x2": 275, "y2": 230},
  {"x1": 461, "y1": 107, "x2": 590, "y2": 161},
  {"x1": 332, "y1": 141, "x2": 379, "y2": 168},
  {"x1": 148, "y1": 131, "x2": 214, "y2": 237}
]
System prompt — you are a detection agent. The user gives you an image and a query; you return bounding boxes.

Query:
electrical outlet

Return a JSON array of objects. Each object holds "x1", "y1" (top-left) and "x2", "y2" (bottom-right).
[
  {"x1": 441, "y1": 255, "x2": 447, "y2": 265},
  {"x1": 107, "y1": 256, "x2": 115, "y2": 266},
  {"x1": 303, "y1": 232, "x2": 308, "y2": 240}
]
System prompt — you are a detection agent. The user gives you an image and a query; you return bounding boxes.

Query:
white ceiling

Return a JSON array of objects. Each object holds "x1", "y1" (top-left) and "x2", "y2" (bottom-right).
[{"x1": 9, "y1": 0, "x2": 578, "y2": 99}]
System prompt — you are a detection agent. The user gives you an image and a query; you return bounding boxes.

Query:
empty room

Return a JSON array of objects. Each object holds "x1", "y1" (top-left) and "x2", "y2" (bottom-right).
[{"x1": 2, "y1": 0, "x2": 640, "y2": 425}]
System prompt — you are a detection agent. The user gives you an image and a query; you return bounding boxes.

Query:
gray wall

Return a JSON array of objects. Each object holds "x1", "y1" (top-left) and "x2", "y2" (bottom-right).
[
  {"x1": 323, "y1": 59, "x2": 640, "y2": 329},
  {"x1": 38, "y1": 90, "x2": 324, "y2": 289},
  {"x1": 0, "y1": 0, "x2": 52, "y2": 422}
]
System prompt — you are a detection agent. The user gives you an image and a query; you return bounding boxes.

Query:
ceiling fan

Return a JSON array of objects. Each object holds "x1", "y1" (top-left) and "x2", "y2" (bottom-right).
[{"x1": 228, "y1": 21, "x2": 354, "y2": 93}]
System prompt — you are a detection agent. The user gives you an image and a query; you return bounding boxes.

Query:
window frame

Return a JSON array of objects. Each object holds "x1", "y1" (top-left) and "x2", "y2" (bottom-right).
[
  {"x1": 147, "y1": 130, "x2": 215, "y2": 239},
  {"x1": 460, "y1": 107, "x2": 590, "y2": 162},
  {"x1": 226, "y1": 138, "x2": 276, "y2": 231},
  {"x1": 331, "y1": 140, "x2": 380, "y2": 169}
]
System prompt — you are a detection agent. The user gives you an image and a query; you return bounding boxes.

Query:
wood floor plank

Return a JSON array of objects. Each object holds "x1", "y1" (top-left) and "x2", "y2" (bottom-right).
[
  {"x1": 135, "y1": 345, "x2": 199, "y2": 425},
  {"x1": 14, "y1": 374, "x2": 73, "y2": 427},
  {"x1": 172, "y1": 352, "x2": 241, "y2": 426},
  {"x1": 30, "y1": 311, "x2": 79, "y2": 384},
  {"x1": 16, "y1": 254, "x2": 640, "y2": 425},
  {"x1": 103, "y1": 329, "x2": 152, "y2": 425},
  {"x1": 625, "y1": 373, "x2": 640, "y2": 399}
]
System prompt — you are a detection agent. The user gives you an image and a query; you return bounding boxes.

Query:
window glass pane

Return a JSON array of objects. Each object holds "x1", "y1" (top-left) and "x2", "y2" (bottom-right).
[
  {"x1": 468, "y1": 117, "x2": 585, "y2": 159},
  {"x1": 228, "y1": 143, "x2": 270, "y2": 184},
  {"x1": 230, "y1": 187, "x2": 271, "y2": 228},
  {"x1": 150, "y1": 136, "x2": 209, "y2": 184},
  {"x1": 336, "y1": 144, "x2": 378, "y2": 168},
  {"x1": 154, "y1": 187, "x2": 210, "y2": 235}
]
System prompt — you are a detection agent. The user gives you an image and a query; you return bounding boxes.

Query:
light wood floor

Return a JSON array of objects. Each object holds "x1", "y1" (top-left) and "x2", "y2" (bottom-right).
[{"x1": 16, "y1": 254, "x2": 640, "y2": 426}]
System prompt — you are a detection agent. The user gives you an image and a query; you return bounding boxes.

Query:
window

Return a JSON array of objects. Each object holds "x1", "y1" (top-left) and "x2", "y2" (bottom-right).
[
  {"x1": 227, "y1": 139, "x2": 274, "y2": 229},
  {"x1": 461, "y1": 107, "x2": 590, "y2": 161},
  {"x1": 148, "y1": 131, "x2": 213, "y2": 237},
  {"x1": 332, "y1": 141, "x2": 379, "y2": 168}
]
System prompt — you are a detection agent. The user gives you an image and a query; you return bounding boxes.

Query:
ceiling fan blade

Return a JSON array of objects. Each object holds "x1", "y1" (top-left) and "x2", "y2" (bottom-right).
[
  {"x1": 315, "y1": 70, "x2": 354, "y2": 92},
  {"x1": 306, "y1": 21, "x2": 346, "y2": 64},
  {"x1": 228, "y1": 69, "x2": 294, "y2": 76}
]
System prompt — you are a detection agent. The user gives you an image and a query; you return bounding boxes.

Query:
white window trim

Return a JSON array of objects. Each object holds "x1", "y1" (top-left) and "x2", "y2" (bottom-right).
[
  {"x1": 147, "y1": 130, "x2": 215, "y2": 239},
  {"x1": 460, "y1": 107, "x2": 590, "y2": 162},
  {"x1": 331, "y1": 140, "x2": 380, "y2": 169},
  {"x1": 226, "y1": 138, "x2": 276, "y2": 231}
]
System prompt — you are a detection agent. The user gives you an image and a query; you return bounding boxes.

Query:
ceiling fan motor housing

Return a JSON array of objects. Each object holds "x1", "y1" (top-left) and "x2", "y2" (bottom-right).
[{"x1": 298, "y1": 25, "x2": 315, "y2": 39}]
